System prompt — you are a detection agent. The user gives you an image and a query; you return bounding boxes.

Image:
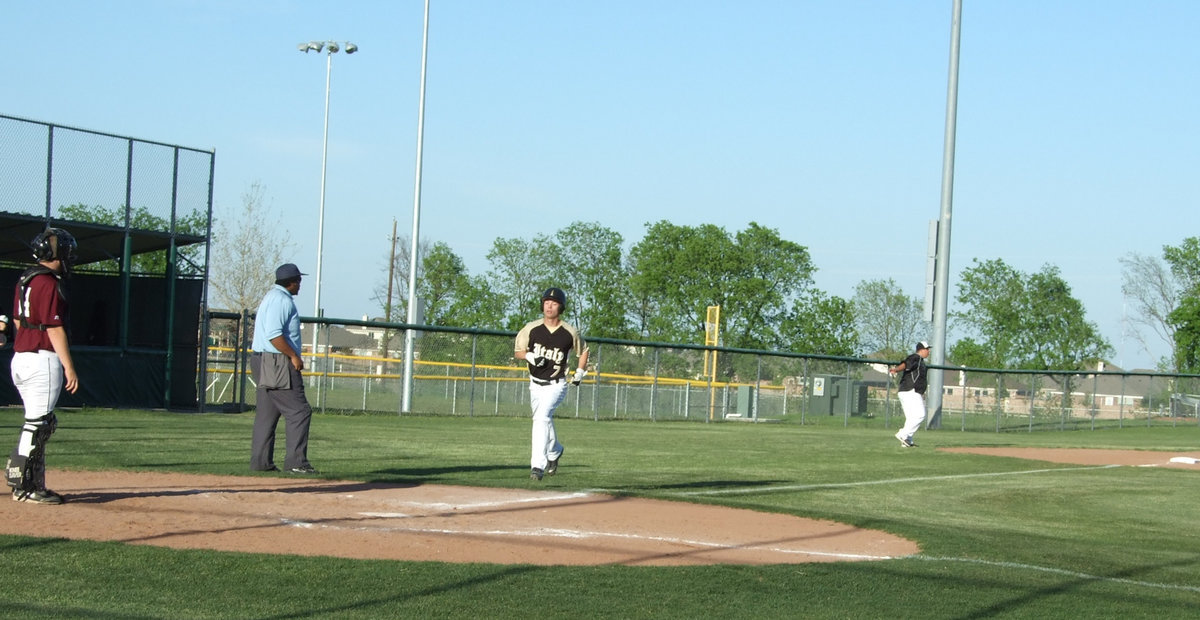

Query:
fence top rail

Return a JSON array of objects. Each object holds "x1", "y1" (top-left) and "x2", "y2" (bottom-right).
[
  {"x1": 203, "y1": 311, "x2": 1200, "y2": 382},
  {"x1": 1, "y1": 113, "x2": 216, "y2": 155}
]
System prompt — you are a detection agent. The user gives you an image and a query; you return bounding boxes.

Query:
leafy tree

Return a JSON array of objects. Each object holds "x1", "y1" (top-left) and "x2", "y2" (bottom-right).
[
  {"x1": 628, "y1": 221, "x2": 815, "y2": 351},
  {"x1": 1163, "y1": 238, "x2": 1200, "y2": 375},
  {"x1": 542, "y1": 222, "x2": 631, "y2": 339},
  {"x1": 780, "y1": 290, "x2": 857, "y2": 356},
  {"x1": 952, "y1": 258, "x2": 1111, "y2": 371},
  {"x1": 373, "y1": 235, "x2": 505, "y2": 362},
  {"x1": 1119, "y1": 252, "x2": 1179, "y2": 370},
  {"x1": 852, "y1": 278, "x2": 928, "y2": 359},
  {"x1": 484, "y1": 236, "x2": 553, "y2": 330},
  {"x1": 950, "y1": 259, "x2": 1024, "y2": 369},
  {"x1": 373, "y1": 232, "x2": 431, "y2": 323},
  {"x1": 728, "y1": 223, "x2": 817, "y2": 350},
  {"x1": 209, "y1": 182, "x2": 293, "y2": 312},
  {"x1": 417, "y1": 242, "x2": 505, "y2": 329},
  {"x1": 1169, "y1": 296, "x2": 1200, "y2": 374},
  {"x1": 1020, "y1": 267, "x2": 1112, "y2": 370},
  {"x1": 416, "y1": 242, "x2": 469, "y2": 325},
  {"x1": 57, "y1": 203, "x2": 208, "y2": 276},
  {"x1": 1162, "y1": 237, "x2": 1200, "y2": 293},
  {"x1": 1119, "y1": 237, "x2": 1200, "y2": 372}
]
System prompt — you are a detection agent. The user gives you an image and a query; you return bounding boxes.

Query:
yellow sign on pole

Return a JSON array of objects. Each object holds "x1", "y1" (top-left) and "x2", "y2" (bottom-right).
[{"x1": 704, "y1": 305, "x2": 720, "y2": 420}]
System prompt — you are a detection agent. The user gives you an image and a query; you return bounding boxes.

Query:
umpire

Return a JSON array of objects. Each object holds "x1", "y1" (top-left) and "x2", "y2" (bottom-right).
[{"x1": 249, "y1": 263, "x2": 317, "y2": 474}]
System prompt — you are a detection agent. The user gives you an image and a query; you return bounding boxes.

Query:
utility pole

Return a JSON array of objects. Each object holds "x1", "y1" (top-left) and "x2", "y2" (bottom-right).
[{"x1": 382, "y1": 219, "x2": 397, "y2": 357}]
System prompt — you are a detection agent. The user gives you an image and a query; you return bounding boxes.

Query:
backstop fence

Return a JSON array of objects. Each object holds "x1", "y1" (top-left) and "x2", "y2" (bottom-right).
[
  {"x1": 1, "y1": 113, "x2": 213, "y2": 410},
  {"x1": 201, "y1": 314, "x2": 1200, "y2": 433}
]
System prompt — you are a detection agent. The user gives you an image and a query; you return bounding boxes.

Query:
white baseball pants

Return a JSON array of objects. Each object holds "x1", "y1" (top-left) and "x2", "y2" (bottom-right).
[
  {"x1": 529, "y1": 379, "x2": 567, "y2": 470},
  {"x1": 897, "y1": 389, "x2": 927, "y2": 442},
  {"x1": 11, "y1": 350, "x2": 64, "y2": 458}
]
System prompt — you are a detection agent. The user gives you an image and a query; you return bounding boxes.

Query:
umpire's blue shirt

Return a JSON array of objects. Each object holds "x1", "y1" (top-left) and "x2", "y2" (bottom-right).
[{"x1": 252, "y1": 285, "x2": 302, "y2": 355}]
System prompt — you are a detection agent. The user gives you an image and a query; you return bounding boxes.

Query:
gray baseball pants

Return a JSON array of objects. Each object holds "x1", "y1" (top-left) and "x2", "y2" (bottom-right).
[{"x1": 249, "y1": 353, "x2": 313, "y2": 471}]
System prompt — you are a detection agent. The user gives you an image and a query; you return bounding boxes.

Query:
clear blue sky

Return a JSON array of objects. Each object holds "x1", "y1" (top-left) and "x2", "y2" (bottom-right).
[{"x1": 7, "y1": 1, "x2": 1197, "y2": 370}]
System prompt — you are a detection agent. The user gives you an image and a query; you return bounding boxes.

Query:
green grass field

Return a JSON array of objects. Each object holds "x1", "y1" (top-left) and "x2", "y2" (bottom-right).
[{"x1": 2, "y1": 408, "x2": 1198, "y2": 618}]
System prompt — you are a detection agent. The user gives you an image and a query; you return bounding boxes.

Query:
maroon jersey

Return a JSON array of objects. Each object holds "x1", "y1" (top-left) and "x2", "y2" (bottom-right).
[{"x1": 13, "y1": 271, "x2": 67, "y2": 353}]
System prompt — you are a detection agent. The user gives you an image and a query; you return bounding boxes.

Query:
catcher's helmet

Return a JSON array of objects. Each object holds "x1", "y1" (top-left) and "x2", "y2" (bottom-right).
[
  {"x1": 32, "y1": 227, "x2": 78, "y2": 266},
  {"x1": 541, "y1": 287, "x2": 567, "y2": 309}
]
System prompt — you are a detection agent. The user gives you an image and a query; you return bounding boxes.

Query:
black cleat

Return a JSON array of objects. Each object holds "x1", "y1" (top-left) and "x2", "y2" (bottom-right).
[
  {"x1": 546, "y1": 448, "x2": 563, "y2": 475},
  {"x1": 13, "y1": 488, "x2": 64, "y2": 504}
]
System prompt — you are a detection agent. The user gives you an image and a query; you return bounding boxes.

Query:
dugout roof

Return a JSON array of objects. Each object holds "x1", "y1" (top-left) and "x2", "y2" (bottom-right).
[{"x1": 0, "y1": 211, "x2": 205, "y2": 268}]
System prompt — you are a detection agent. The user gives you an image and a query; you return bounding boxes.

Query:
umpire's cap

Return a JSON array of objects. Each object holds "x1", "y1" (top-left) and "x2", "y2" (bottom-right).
[
  {"x1": 275, "y1": 263, "x2": 307, "y2": 280},
  {"x1": 541, "y1": 287, "x2": 567, "y2": 309}
]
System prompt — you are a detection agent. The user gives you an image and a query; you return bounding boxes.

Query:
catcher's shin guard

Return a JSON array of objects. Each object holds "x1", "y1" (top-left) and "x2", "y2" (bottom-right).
[
  {"x1": 8, "y1": 413, "x2": 57, "y2": 492},
  {"x1": 4, "y1": 457, "x2": 22, "y2": 489}
]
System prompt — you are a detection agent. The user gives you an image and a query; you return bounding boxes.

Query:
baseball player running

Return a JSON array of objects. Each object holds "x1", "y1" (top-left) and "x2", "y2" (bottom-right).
[
  {"x1": 5, "y1": 228, "x2": 80, "y2": 504},
  {"x1": 514, "y1": 287, "x2": 588, "y2": 481},
  {"x1": 889, "y1": 340, "x2": 931, "y2": 447}
]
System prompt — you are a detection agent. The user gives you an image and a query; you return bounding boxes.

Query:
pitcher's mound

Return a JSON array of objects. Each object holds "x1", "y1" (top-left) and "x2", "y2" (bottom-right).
[{"x1": 0, "y1": 470, "x2": 918, "y2": 566}]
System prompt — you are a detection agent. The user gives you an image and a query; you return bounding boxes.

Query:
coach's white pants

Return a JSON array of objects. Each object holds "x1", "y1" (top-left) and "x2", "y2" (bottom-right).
[
  {"x1": 529, "y1": 380, "x2": 567, "y2": 470},
  {"x1": 11, "y1": 350, "x2": 64, "y2": 458},
  {"x1": 897, "y1": 389, "x2": 927, "y2": 442}
]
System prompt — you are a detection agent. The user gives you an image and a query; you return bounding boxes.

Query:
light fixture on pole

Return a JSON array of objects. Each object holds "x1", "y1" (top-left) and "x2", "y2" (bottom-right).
[{"x1": 298, "y1": 39, "x2": 357, "y2": 362}]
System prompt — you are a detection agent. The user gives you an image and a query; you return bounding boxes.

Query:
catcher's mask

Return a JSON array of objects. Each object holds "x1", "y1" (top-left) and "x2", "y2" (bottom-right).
[
  {"x1": 32, "y1": 227, "x2": 78, "y2": 276},
  {"x1": 541, "y1": 287, "x2": 567, "y2": 310}
]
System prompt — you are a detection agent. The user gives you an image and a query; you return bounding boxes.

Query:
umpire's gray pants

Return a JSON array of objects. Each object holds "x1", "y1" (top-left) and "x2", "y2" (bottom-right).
[{"x1": 249, "y1": 353, "x2": 313, "y2": 471}]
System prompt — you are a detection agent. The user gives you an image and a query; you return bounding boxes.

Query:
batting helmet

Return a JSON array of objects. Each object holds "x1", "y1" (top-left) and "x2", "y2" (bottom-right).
[
  {"x1": 32, "y1": 228, "x2": 78, "y2": 266},
  {"x1": 541, "y1": 287, "x2": 567, "y2": 309}
]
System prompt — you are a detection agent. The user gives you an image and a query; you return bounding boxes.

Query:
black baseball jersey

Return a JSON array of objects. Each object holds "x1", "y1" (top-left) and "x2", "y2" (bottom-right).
[
  {"x1": 898, "y1": 353, "x2": 927, "y2": 394},
  {"x1": 515, "y1": 319, "x2": 584, "y2": 382}
]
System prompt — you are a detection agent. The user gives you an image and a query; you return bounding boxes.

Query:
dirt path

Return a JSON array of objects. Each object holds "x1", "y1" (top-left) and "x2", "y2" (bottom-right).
[
  {"x1": 8, "y1": 449, "x2": 1189, "y2": 566},
  {"x1": 0, "y1": 470, "x2": 916, "y2": 566}
]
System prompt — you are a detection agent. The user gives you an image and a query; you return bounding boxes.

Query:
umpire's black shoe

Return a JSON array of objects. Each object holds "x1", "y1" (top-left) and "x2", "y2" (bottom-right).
[
  {"x1": 530, "y1": 468, "x2": 544, "y2": 481},
  {"x1": 288, "y1": 465, "x2": 319, "y2": 474}
]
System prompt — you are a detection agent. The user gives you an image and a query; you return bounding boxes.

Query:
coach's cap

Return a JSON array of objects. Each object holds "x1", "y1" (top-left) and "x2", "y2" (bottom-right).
[
  {"x1": 916, "y1": 341, "x2": 930, "y2": 351},
  {"x1": 275, "y1": 263, "x2": 307, "y2": 280}
]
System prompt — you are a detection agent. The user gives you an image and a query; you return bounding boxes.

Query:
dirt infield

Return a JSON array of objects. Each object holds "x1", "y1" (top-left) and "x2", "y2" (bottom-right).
[
  {"x1": 0, "y1": 470, "x2": 917, "y2": 566},
  {"x1": 5, "y1": 448, "x2": 1193, "y2": 566}
]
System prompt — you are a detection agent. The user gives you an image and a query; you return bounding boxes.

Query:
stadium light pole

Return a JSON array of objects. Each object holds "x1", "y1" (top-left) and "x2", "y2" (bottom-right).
[
  {"x1": 298, "y1": 40, "x2": 358, "y2": 359},
  {"x1": 401, "y1": 0, "x2": 430, "y2": 414},
  {"x1": 926, "y1": 0, "x2": 962, "y2": 429}
]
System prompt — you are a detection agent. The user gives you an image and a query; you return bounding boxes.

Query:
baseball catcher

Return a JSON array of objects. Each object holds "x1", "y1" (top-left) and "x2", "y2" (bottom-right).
[{"x1": 5, "y1": 228, "x2": 79, "y2": 504}]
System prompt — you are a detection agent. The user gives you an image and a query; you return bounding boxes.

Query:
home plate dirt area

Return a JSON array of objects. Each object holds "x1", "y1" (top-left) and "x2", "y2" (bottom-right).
[
  {"x1": 0, "y1": 470, "x2": 916, "y2": 566},
  {"x1": 4, "y1": 448, "x2": 1192, "y2": 567}
]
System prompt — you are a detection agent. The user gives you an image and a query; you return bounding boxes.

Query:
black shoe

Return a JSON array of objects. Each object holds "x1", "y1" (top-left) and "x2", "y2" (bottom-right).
[
  {"x1": 530, "y1": 468, "x2": 544, "y2": 481},
  {"x1": 546, "y1": 449, "x2": 562, "y2": 476},
  {"x1": 288, "y1": 465, "x2": 318, "y2": 474},
  {"x1": 253, "y1": 465, "x2": 280, "y2": 472},
  {"x1": 13, "y1": 488, "x2": 64, "y2": 504}
]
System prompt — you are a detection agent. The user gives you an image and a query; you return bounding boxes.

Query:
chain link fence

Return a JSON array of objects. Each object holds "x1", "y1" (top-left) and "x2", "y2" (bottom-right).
[{"x1": 201, "y1": 314, "x2": 1200, "y2": 432}]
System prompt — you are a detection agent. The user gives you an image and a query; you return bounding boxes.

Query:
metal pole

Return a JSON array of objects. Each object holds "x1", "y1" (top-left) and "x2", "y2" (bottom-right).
[
  {"x1": 926, "y1": 0, "x2": 963, "y2": 430},
  {"x1": 402, "y1": 0, "x2": 431, "y2": 413},
  {"x1": 313, "y1": 50, "x2": 332, "y2": 357}
]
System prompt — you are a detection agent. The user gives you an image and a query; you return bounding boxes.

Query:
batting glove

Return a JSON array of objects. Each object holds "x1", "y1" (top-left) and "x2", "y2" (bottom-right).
[{"x1": 571, "y1": 368, "x2": 588, "y2": 386}]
